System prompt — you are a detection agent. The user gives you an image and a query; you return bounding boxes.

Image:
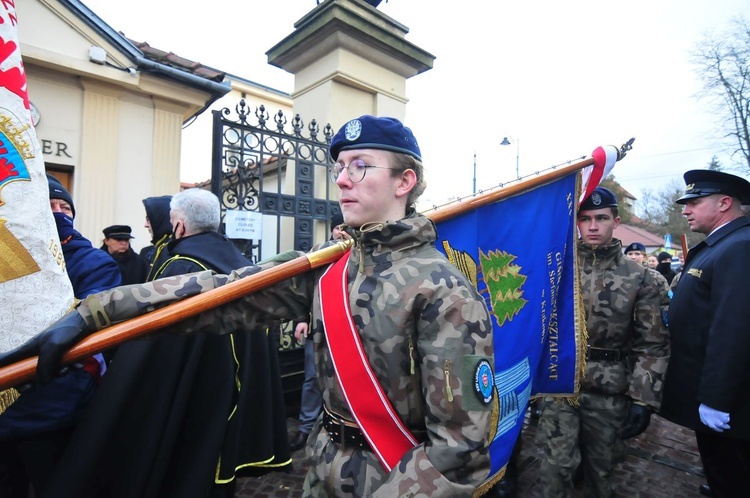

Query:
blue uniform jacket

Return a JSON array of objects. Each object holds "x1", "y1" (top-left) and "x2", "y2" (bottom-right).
[{"x1": 661, "y1": 216, "x2": 750, "y2": 441}]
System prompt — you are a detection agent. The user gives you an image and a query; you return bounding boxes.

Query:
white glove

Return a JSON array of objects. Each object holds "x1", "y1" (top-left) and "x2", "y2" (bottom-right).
[{"x1": 699, "y1": 403, "x2": 731, "y2": 432}]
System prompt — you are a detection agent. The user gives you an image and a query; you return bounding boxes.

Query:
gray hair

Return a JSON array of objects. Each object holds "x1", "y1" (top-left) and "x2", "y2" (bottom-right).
[{"x1": 170, "y1": 188, "x2": 221, "y2": 233}]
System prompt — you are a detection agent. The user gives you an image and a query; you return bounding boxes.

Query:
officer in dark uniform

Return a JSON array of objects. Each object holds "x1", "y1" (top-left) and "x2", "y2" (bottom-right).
[
  {"x1": 100, "y1": 225, "x2": 149, "y2": 285},
  {"x1": 660, "y1": 170, "x2": 750, "y2": 498}
]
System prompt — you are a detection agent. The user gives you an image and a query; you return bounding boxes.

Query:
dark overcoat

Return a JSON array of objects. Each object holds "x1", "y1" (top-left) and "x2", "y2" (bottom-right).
[
  {"x1": 45, "y1": 231, "x2": 291, "y2": 498},
  {"x1": 660, "y1": 216, "x2": 750, "y2": 441}
]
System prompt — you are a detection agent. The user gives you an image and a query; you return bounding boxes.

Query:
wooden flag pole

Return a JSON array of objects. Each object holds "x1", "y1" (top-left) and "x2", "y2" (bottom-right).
[
  {"x1": 427, "y1": 158, "x2": 591, "y2": 224},
  {"x1": 0, "y1": 139, "x2": 635, "y2": 390},
  {"x1": 681, "y1": 234, "x2": 689, "y2": 260},
  {"x1": 0, "y1": 241, "x2": 352, "y2": 390}
]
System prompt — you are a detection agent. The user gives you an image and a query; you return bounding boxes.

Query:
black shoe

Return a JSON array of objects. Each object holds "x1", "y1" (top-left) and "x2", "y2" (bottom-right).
[
  {"x1": 488, "y1": 475, "x2": 517, "y2": 498},
  {"x1": 529, "y1": 399, "x2": 543, "y2": 420},
  {"x1": 488, "y1": 459, "x2": 518, "y2": 498},
  {"x1": 573, "y1": 462, "x2": 584, "y2": 486},
  {"x1": 699, "y1": 484, "x2": 712, "y2": 497},
  {"x1": 289, "y1": 431, "x2": 309, "y2": 452}
]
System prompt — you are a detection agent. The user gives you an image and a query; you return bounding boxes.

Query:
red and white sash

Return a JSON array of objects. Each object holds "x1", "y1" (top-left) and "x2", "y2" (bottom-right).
[{"x1": 319, "y1": 251, "x2": 419, "y2": 472}]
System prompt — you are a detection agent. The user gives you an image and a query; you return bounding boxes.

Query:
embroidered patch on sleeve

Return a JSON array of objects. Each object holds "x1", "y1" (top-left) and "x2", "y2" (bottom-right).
[{"x1": 463, "y1": 355, "x2": 494, "y2": 411}]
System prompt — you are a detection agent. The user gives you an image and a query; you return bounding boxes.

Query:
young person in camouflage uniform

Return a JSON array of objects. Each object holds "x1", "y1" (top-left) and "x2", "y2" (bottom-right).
[
  {"x1": 2, "y1": 116, "x2": 495, "y2": 498},
  {"x1": 623, "y1": 241, "x2": 672, "y2": 327},
  {"x1": 535, "y1": 187, "x2": 670, "y2": 498}
]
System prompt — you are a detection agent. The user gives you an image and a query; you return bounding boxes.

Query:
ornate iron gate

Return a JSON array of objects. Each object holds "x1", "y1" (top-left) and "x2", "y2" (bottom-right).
[
  {"x1": 211, "y1": 101, "x2": 341, "y2": 413},
  {"x1": 211, "y1": 100, "x2": 340, "y2": 263}
]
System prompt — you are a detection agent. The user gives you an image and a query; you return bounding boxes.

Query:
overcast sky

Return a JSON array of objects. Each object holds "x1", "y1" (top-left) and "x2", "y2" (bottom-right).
[{"x1": 81, "y1": 0, "x2": 750, "y2": 207}]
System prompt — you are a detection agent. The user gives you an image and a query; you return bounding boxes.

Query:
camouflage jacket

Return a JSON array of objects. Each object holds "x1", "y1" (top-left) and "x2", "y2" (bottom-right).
[
  {"x1": 75, "y1": 213, "x2": 495, "y2": 498},
  {"x1": 649, "y1": 268, "x2": 671, "y2": 305},
  {"x1": 578, "y1": 239, "x2": 670, "y2": 410},
  {"x1": 647, "y1": 267, "x2": 672, "y2": 328}
]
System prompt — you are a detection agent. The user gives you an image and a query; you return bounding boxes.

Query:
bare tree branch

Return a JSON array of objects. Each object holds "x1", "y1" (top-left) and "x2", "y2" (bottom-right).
[{"x1": 692, "y1": 17, "x2": 750, "y2": 173}]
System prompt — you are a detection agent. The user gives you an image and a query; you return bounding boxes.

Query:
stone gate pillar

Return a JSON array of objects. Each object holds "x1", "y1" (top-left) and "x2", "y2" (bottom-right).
[
  {"x1": 266, "y1": 0, "x2": 435, "y2": 129},
  {"x1": 266, "y1": 0, "x2": 434, "y2": 244}
]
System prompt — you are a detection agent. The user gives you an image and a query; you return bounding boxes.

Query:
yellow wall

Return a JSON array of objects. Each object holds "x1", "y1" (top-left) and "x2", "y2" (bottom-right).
[{"x1": 20, "y1": 0, "x2": 214, "y2": 249}]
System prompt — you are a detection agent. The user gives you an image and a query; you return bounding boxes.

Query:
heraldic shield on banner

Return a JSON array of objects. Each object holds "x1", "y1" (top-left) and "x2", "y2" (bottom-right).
[
  {"x1": 0, "y1": 3, "x2": 75, "y2": 412},
  {"x1": 436, "y1": 172, "x2": 585, "y2": 493}
]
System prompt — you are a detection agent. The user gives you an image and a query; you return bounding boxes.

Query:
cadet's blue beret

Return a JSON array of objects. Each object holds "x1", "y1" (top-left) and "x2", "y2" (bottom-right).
[
  {"x1": 676, "y1": 169, "x2": 750, "y2": 204},
  {"x1": 579, "y1": 187, "x2": 618, "y2": 211},
  {"x1": 330, "y1": 115, "x2": 421, "y2": 162},
  {"x1": 624, "y1": 242, "x2": 646, "y2": 254}
]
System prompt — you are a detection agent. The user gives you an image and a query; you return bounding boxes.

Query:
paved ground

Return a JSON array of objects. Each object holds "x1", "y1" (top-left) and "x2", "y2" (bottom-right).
[{"x1": 234, "y1": 410, "x2": 707, "y2": 497}]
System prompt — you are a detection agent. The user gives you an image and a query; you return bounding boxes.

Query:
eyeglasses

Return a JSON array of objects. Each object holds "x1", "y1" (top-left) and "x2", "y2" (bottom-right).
[{"x1": 329, "y1": 159, "x2": 401, "y2": 183}]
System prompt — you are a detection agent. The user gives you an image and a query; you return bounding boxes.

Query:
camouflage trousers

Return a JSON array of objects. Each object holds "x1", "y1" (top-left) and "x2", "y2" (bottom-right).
[
  {"x1": 301, "y1": 422, "x2": 387, "y2": 497},
  {"x1": 536, "y1": 391, "x2": 628, "y2": 498}
]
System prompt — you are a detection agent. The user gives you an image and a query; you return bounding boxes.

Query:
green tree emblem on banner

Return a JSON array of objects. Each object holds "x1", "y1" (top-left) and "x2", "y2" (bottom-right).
[{"x1": 479, "y1": 249, "x2": 527, "y2": 326}]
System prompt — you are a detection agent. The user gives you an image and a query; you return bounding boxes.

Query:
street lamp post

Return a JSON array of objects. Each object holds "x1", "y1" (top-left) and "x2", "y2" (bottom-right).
[
  {"x1": 500, "y1": 136, "x2": 520, "y2": 178},
  {"x1": 473, "y1": 151, "x2": 477, "y2": 194}
]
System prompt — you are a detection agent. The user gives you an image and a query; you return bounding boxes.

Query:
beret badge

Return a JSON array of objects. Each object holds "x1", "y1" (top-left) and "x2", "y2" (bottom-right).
[{"x1": 344, "y1": 119, "x2": 362, "y2": 142}]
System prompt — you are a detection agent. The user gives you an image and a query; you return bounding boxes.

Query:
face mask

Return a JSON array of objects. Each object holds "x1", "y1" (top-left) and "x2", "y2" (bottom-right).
[{"x1": 53, "y1": 211, "x2": 76, "y2": 241}]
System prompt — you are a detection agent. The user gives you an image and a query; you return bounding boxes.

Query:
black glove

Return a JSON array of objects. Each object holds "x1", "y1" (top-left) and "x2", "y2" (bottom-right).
[
  {"x1": 619, "y1": 401, "x2": 652, "y2": 439},
  {"x1": 0, "y1": 311, "x2": 90, "y2": 384}
]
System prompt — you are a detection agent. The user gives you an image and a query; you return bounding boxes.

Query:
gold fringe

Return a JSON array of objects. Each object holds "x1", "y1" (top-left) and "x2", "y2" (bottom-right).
[
  {"x1": 0, "y1": 388, "x2": 20, "y2": 415},
  {"x1": 477, "y1": 173, "x2": 590, "y2": 496},
  {"x1": 473, "y1": 467, "x2": 507, "y2": 497},
  {"x1": 570, "y1": 173, "x2": 589, "y2": 407}
]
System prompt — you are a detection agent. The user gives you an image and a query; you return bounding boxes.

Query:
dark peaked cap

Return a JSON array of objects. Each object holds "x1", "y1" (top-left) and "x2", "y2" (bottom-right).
[
  {"x1": 676, "y1": 169, "x2": 750, "y2": 204},
  {"x1": 330, "y1": 211, "x2": 344, "y2": 227},
  {"x1": 103, "y1": 225, "x2": 134, "y2": 240}
]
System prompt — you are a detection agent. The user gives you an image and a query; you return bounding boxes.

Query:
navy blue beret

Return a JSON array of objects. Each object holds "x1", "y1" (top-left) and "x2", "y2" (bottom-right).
[
  {"x1": 624, "y1": 242, "x2": 646, "y2": 254},
  {"x1": 676, "y1": 169, "x2": 750, "y2": 204},
  {"x1": 579, "y1": 187, "x2": 618, "y2": 211},
  {"x1": 330, "y1": 115, "x2": 421, "y2": 162}
]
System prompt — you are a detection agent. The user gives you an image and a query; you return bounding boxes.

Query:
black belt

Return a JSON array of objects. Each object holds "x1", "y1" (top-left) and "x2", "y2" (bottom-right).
[
  {"x1": 586, "y1": 346, "x2": 626, "y2": 362},
  {"x1": 323, "y1": 406, "x2": 371, "y2": 451}
]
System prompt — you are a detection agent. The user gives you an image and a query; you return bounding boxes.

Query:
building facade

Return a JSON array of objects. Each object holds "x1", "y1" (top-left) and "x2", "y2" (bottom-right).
[{"x1": 20, "y1": 0, "x2": 231, "y2": 246}]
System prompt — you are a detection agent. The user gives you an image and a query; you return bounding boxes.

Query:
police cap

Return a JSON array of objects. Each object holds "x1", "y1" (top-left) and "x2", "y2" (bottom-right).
[
  {"x1": 103, "y1": 225, "x2": 134, "y2": 240},
  {"x1": 676, "y1": 169, "x2": 750, "y2": 204},
  {"x1": 579, "y1": 187, "x2": 618, "y2": 211},
  {"x1": 330, "y1": 211, "x2": 344, "y2": 227}
]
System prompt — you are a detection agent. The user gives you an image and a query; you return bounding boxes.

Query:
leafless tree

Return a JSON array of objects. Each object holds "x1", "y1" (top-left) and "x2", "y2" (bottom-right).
[
  {"x1": 692, "y1": 17, "x2": 750, "y2": 173},
  {"x1": 637, "y1": 180, "x2": 704, "y2": 247}
]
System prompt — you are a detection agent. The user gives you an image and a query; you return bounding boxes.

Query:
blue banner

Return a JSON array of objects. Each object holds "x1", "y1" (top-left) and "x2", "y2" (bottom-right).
[{"x1": 434, "y1": 173, "x2": 583, "y2": 486}]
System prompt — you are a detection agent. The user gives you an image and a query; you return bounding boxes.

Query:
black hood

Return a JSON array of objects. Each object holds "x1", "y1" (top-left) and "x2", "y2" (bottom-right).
[
  {"x1": 656, "y1": 261, "x2": 673, "y2": 275},
  {"x1": 142, "y1": 195, "x2": 173, "y2": 244}
]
